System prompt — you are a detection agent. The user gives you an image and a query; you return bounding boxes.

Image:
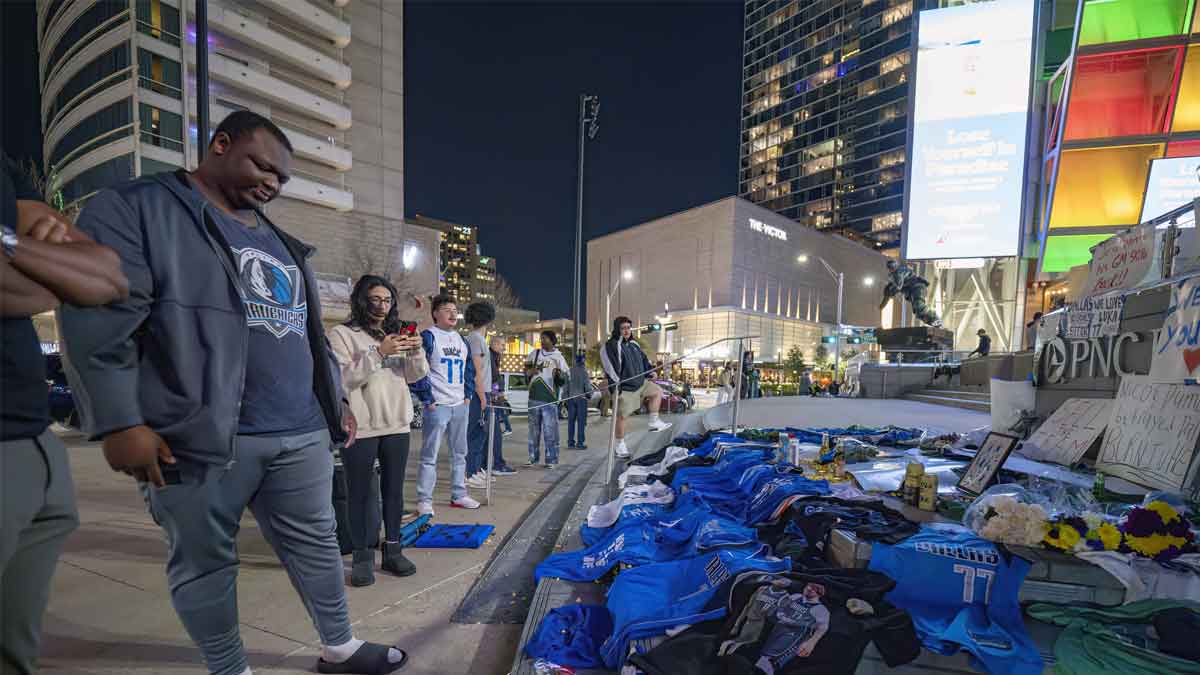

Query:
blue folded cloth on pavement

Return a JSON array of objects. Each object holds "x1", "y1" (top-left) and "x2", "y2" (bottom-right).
[
  {"x1": 411, "y1": 523, "x2": 494, "y2": 549},
  {"x1": 524, "y1": 605, "x2": 614, "y2": 668}
]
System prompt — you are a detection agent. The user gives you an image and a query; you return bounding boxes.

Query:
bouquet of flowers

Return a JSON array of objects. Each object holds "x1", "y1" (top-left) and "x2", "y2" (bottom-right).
[
  {"x1": 1119, "y1": 500, "x2": 1195, "y2": 561},
  {"x1": 1042, "y1": 513, "x2": 1122, "y2": 553},
  {"x1": 974, "y1": 494, "x2": 1049, "y2": 546}
]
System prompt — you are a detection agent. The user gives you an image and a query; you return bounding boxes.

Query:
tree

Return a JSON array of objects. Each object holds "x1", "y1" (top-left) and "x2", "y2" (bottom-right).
[
  {"x1": 814, "y1": 345, "x2": 831, "y2": 368},
  {"x1": 488, "y1": 273, "x2": 522, "y2": 308},
  {"x1": 783, "y1": 346, "x2": 807, "y2": 383}
]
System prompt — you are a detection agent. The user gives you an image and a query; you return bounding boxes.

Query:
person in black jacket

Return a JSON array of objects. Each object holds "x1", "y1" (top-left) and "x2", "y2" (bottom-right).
[
  {"x1": 0, "y1": 149, "x2": 128, "y2": 674},
  {"x1": 59, "y1": 112, "x2": 407, "y2": 675},
  {"x1": 600, "y1": 316, "x2": 673, "y2": 460},
  {"x1": 968, "y1": 328, "x2": 992, "y2": 358}
]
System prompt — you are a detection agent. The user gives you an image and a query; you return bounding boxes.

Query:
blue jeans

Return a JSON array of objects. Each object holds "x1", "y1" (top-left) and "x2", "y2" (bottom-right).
[
  {"x1": 527, "y1": 404, "x2": 560, "y2": 465},
  {"x1": 417, "y1": 403, "x2": 469, "y2": 503},
  {"x1": 467, "y1": 396, "x2": 487, "y2": 476},
  {"x1": 500, "y1": 407, "x2": 512, "y2": 433},
  {"x1": 140, "y1": 430, "x2": 351, "y2": 675},
  {"x1": 567, "y1": 398, "x2": 588, "y2": 446}
]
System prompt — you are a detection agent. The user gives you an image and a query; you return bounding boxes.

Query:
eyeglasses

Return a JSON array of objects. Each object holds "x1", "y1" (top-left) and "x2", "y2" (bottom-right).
[{"x1": 367, "y1": 296, "x2": 393, "y2": 305}]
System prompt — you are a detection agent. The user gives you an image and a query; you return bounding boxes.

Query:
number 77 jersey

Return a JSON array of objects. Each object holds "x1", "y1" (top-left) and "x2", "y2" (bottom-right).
[{"x1": 868, "y1": 523, "x2": 1044, "y2": 675}]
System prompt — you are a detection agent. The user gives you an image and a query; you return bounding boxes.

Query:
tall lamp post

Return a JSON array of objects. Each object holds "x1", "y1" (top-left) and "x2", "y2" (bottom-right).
[
  {"x1": 605, "y1": 268, "x2": 633, "y2": 341},
  {"x1": 573, "y1": 95, "x2": 600, "y2": 358},
  {"x1": 799, "y1": 254, "x2": 846, "y2": 378}
]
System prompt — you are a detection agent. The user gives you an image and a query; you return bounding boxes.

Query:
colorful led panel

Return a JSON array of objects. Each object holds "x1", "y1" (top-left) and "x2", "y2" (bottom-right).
[
  {"x1": 1049, "y1": 144, "x2": 1164, "y2": 228},
  {"x1": 1167, "y1": 139, "x2": 1200, "y2": 156},
  {"x1": 1078, "y1": 0, "x2": 1192, "y2": 46},
  {"x1": 1064, "y1": 47, "x2": 1182, "y2": 140},
  {"x1": 1171, "y1": 44, "x2": 1200, "y2": 130},
  {"x1": 1042, "y1": 234, "x2": 1113, "y2": 272}
]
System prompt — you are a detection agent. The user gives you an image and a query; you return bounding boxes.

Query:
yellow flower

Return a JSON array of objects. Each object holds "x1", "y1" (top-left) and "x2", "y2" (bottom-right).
[
  {"x1": 1145, "y1": 501, "x2": 1181, "y2": 525},
  {"x1": 1126, "y1": 532, "x2": 1188, "y2": 558},
  {"x1": 1097, "y1": 523, "x2": 1122, "y2": 551},
  {"x1": 1044, "y1": 524, "x2": 1081, "y2": 551}
]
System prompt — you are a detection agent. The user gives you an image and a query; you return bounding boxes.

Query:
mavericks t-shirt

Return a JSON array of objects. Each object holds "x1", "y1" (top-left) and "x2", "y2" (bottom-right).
[{"x1": 208, "y1": 206, "x2": 325, "y2": 436}]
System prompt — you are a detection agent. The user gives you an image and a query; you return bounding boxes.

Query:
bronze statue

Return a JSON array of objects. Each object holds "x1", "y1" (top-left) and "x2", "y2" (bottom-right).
[{"x1": 879, "y1": 260, "x2": 941, "y2": 327}]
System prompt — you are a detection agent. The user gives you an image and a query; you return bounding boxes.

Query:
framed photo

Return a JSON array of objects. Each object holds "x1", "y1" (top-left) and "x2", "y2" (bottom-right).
[{"x1": 957, "y1": 432, "x2": 1020, "y2": 496}]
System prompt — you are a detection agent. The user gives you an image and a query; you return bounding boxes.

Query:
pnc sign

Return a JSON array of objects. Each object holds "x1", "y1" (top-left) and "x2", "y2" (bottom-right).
[{"x1": 1041, "y1": 332, "x2": 1147, "y2": 384}]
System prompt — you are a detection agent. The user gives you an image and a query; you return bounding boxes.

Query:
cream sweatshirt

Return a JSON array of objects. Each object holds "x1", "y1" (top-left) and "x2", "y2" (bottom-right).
[{"x1": 328, "y1": 324, "x2": 429, "y2": 439}]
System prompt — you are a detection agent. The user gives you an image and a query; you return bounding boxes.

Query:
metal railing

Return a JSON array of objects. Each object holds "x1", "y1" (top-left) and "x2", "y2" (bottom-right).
[{"x1": 471, "y1": 335, "x2": 760, "y2": 503}]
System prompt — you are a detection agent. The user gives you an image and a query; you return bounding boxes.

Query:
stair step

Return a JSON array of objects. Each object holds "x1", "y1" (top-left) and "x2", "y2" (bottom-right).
[
  {"x1": 905, "y1": 393, "x2": 991, "y2": 413},
  {"x1": 919, "y1": 389, "x2": 991, "y2": 402}
]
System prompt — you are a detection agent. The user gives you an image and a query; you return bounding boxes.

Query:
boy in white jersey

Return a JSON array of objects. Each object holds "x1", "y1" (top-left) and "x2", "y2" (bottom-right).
[{"x1": 416, "y1": 295, "x2": 480, "y2": 514}]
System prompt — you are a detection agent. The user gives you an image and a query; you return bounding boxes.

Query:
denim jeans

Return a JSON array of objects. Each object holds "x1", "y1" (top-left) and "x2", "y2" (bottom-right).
[
  {"x1": 467, "y1": 396, "x2": 487, "y2": 476},
  {"x1": 527, "y1": 404, "x2": 560, "y2": 465},
  {"x1": 567, "y1": 398, "x2": 588, "y2": 446},
  {"x1": 417, "y1": 403, "x2": 469, "y2": 503}
]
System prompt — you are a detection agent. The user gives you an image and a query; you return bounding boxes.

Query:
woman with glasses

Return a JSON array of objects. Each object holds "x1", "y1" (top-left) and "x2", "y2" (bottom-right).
[{"x1": 328, "y1": 275, "x2": 427, "y2": 586}]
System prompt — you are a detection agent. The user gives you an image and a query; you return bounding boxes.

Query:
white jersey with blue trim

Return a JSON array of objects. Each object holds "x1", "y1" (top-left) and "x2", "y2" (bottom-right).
[{"x1": 423, "y1": 326, "x2": 469, "y2": 406}]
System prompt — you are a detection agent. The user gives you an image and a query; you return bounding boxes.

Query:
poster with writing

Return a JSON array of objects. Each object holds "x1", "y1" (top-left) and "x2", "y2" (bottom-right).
[
  {"x1": 1080, "y1": 225, "x2": 1158, "y2": 298},
  {"x1": 1097, "y1": 376, "x2": 1200, "y2": 493},
  {"x1": 1064, "y1": 295, "x2": 1124, "y2": 339},
  {"x1": 1022, "y1": 398, "x2": 1112, "y2": 465},
  {"x1": 1150, "y1": 275, "x2": 1200, "y2": 383}
]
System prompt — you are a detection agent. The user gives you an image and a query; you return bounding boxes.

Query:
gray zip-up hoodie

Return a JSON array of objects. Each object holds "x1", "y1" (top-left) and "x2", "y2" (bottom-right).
[{"x1": 59, "y1": 171, "x2": 346, "y2": 465}]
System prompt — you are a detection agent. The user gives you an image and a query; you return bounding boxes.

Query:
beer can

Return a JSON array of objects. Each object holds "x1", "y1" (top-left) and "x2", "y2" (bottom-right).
[
  {"x1": 902, "y1": 463, "x2": 925, "y2": 505},
  {"x1": 919, "y1": 474, "x2": 938, "y2": 511}
]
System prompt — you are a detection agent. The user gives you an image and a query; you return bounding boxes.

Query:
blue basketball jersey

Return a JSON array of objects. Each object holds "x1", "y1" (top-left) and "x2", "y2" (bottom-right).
[
  {"x1": 601, "y1": 545, "x2": 791, "y2": 669},
  {"x1": 536, "y1": 506, "x2": 758, "y2": 583},
  {"x1": 868, "y1": 523, "x2": 1043, "y2": 675}
]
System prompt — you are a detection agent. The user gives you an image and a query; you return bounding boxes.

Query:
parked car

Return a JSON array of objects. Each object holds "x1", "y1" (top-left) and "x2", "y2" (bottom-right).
[
  {"x1": 498, "y1": 371, "x2": 599, "y2": 419},
  {"x1": 634, "y1": 378, "x2": 691, "y2": 415},
  {"x1": 45, "y1": 354, "x2": 79, "y2": 428}
]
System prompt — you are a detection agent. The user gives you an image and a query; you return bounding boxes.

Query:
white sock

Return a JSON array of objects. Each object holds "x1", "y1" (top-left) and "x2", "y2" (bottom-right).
[
  {"x1": 650, "y1": 413, "x2": 660, "y2": 424},
  {"x1": 323, "y1": 638, "x2": 405, "y2": 664},
  {"x1": 239, "y1": 668, "x2": 252, "y2": 675},
  {"x1": 617, "y1": 439, "x2": 628, "y2": 451}
]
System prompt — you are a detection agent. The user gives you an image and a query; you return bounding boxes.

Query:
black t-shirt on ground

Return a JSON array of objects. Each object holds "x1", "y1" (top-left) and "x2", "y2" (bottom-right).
[{"x1": 1, "y1": 150, "x2": 51, "y2": 441}]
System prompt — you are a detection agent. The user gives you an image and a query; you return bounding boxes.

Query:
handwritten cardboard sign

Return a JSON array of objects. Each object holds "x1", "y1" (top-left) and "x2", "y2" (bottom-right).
[
  {"x1": 1097, "y1": 376, "x2": 1200, "y2": 493},
  {"x1": 1150, "y1": 275, "x2": 1200, "y2": 383},
  {"x1": 1064, "y1": 295, "x2": 1124, "y2": 339},
  {"x1": 1022, "y1": 398, "x2": 1112, "y2": 466},
  {"x1": 1080, "y1": 225, "x2": 1157, "y2": 298}
]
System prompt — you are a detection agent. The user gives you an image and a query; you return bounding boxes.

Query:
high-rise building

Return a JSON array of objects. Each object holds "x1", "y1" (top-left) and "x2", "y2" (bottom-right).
[
  {"x1": 35, "y1": 0, "x2": 419, "y2": 309},
  {"x1": 739, "y1": 0, "x2": 916, "y2": 250},
  {"x1": 411, "y1": 214, "x2": 481, "y2": 304},
  {"x1": 475, "y1": 253, "x2": 498, "y2": 303}
]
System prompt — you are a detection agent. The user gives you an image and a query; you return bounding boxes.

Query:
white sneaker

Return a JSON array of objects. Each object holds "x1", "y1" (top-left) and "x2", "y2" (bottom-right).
[
  {"x1": 451, "y1": 495, "x2": 481, "y2": 510},
  {"x1": 417, "y1": 501, "x2": 435, "y2": 517},
  {"x1": 615, "y1": 445, "x2": 631, "y2": 459},
  {"x1": 648, "y1": 419, "x2": 674, "y2": 433},
  {"x1": 466, "y1": 475, "x2": 487, "y2": 489}
]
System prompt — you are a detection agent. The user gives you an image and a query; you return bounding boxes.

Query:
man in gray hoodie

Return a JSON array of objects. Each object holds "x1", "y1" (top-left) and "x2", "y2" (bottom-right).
[{"x1": 59, "y1": 112, "x2": 407, "y2": 675}]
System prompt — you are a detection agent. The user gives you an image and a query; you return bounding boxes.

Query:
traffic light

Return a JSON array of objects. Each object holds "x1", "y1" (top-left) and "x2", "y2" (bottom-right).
[
  {"x1": 848, "y1": 337, "x2": 862, "y2": 344},
  {"x1": 821, "y1": 336, "x2": 837, "y2": 344}
]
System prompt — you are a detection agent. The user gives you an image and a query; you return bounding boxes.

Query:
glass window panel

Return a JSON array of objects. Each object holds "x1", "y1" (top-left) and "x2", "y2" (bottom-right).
[
  {"x1": 1172, "y1": 44, "x2": 1200, "y2": 131},
  {"x1": 1042, "y1": 234, "x2": 1112, "y2": 273},
  {"x1": 1078, "y1": 0, "x2": 1191, "y2": 46},
  {"x1": 1065, "y1": 48, "x2": 1182, "y2": 140},
  {"x1": 1049, "y1": 144, "x2": 1163, "y2": 228}
]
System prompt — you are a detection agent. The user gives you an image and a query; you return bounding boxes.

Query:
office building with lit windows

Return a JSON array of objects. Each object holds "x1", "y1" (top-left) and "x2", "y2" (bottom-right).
[
  {"x1": 411, "y1": 214, "x2": 481, "y2": 304},
  {"x1": 587, "y1": 197, "x2": 891, "y2": 372},
  {"x1": 35, "y1": 0, "x2": 431, "y2": 331},
  {"x1": 740, "y1": 0, "x2": 916, "y2": 249},
  {"x1": 475, "y1": 254, "x2": 498, "y2": 303}
]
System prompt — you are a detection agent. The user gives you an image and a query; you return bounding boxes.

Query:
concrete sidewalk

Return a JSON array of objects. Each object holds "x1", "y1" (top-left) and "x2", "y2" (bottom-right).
[{"x1": 36, "y1": 414, "x2": 617, "y2": 675}]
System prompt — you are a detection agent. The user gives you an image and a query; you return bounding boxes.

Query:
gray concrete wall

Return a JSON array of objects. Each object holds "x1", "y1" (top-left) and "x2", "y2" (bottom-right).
[{"x1": 859, "y1": 364, "x2": 938, "y2": 398}]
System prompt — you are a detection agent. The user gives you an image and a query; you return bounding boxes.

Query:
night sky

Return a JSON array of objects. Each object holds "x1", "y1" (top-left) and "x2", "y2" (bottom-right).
[
  {"x1": 2, "y1": 1, "x2": 744, "y2": 319},
  {"x1": 404, "y1": 1, "x2": 743, "y2": 317}
]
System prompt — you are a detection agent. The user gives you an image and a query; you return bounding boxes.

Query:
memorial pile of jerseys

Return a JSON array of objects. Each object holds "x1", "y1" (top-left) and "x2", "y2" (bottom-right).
[{"x1": 525, "y1": 429, "x2": 1048, "y2": 674}]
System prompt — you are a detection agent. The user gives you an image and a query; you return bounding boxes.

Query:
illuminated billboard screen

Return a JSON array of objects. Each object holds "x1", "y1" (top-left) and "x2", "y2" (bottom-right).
[
  {"x1": 903, "y1": 0, "x2": 1037, "y2": 260},
  {"x1": 1140, "y1": 156, "x2": 1200, "y2": 222}
]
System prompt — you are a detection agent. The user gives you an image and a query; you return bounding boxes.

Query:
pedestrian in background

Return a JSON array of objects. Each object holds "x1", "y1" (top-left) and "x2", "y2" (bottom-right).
[
  {"x1": 487, "y1": 335, "x2": 515, "y2": 473},
  {"x1": 601, "y1": 317, "x2": 673, "y2": 460},
  {"x1": 566, "y1": 353, "x2": 594, "y2": 449},
  {"x1": 525, "y1": 330, "x2": 569, "y2": 468},
  {"x1": 716, "y1": 364, "x2": 733, "y2": 404},
  {"x1": 328, "y1": 275, "x2": 426, "y2": 586},
  {"x1": 968, "y1": 328, "x2": 992, "y2": 359},
  {"x1": 417, "y1": 294, "x2": 481, "y2": 513},
  {"x1": 1, "y1": 149, "x2": 128, "y2": 674},
  {"x1": 60, "y1": 112, "x2": 410, "y2": 673},
  {"x1": 464, "y1": 302, "x2": 504, "y2": 488},
  {"x1": 1025, "y1": 312, "x2": 1043, "y2": 351}
]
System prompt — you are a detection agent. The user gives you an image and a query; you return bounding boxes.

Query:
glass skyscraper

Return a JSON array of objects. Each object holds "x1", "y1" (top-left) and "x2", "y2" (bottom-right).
[{"x1": 739, "y1": 0, "x2": 916, "y2": 250}]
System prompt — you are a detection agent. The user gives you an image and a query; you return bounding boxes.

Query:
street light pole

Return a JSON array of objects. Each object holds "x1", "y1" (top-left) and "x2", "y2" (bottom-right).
[
  {"x1": 835, "y1": 270, "x2": 844, "y2": 379},
  {"x1": 195, "y1": 0, "x2": 210, "y2": 160},
  {"x1": 573, "y1": 95, "x2": 599, "y2": 359}
]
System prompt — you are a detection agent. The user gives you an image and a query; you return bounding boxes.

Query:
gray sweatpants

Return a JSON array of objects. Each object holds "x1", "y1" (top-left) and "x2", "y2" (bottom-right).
[
  {"x1": 141, "y1": 429, "x2": 352, "y2": 675},
  {"x1": 0, "y1": 431, "x2": 79, "y2": 675}
]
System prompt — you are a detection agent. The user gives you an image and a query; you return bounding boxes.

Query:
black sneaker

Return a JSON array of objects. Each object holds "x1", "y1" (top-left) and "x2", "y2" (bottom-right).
[{"x1": 493, "y1": 465, "x2": 517, "y2": 476}]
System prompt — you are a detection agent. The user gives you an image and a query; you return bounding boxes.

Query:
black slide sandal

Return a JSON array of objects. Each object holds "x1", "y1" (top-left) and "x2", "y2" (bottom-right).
[{"x1": 316, "y1": 642, "x2": 408, "y2": 674}]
